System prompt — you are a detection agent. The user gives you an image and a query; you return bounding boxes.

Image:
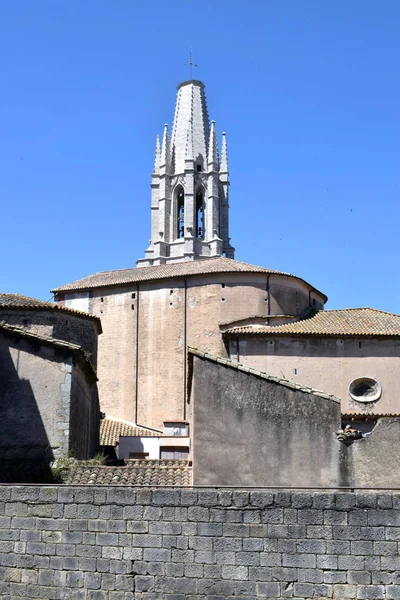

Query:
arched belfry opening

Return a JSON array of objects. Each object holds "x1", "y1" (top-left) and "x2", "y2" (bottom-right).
[
  {"x1": 176, "y1": 187, "x2": 185, "y2": 239},
  {"x1": 196, "y1": 189, "x2": 204, "y2": 239}
]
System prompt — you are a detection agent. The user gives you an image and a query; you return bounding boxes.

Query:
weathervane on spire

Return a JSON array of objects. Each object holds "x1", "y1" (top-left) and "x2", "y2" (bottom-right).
[{"x1": 185, "y1": 47, "x2": 198, "y2": 80}]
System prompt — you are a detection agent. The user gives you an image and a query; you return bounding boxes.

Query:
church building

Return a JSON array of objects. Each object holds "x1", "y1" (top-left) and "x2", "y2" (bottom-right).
[{"x1": 52, "y1": 79, "x2": 400, "y2": 434}]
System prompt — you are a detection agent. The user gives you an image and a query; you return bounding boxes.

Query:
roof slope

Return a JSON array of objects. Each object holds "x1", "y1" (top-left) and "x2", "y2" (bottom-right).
[
  {"x1": 100, "y1": 417, "x2": 162, "y2": 447},
  {"x1": 0, "y1": 293, "x2": 101, "y2": 327},
  {"x1": 224, "y1": 308, "x2": 400, "y2": 337},
  {"x1": 0, "y1": 321, "x2": 97, "y2": 381},
  {"x1": 51, "y1": 257, "x2": 326, "y2": 300},
  {"x1": 65, "y1": 460, "x2": 192, "y2": 486},
  {"x1": 189, "y1": 347, "x2": 339, "y2": 403}
]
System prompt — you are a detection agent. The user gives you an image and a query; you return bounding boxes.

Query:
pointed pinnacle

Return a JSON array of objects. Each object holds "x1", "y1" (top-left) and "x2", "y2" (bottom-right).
[
  {"x1": 208, "y1": 120, "x2": 218, "y2": 168},
  {"x1": 220, "y1": 131, "x2": 228, "y2": 173},
  {"x1": 153, "y1": 134, "x2": 161, "y2": 173},
  {"x1": 160, "y1": 123, "x2": 170, "y2": 167}
]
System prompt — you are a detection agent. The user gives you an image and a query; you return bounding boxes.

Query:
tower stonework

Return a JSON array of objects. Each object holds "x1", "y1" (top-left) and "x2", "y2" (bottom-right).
[{"x1": 137, "y1": 80, "x2": 235, "y2": 267}]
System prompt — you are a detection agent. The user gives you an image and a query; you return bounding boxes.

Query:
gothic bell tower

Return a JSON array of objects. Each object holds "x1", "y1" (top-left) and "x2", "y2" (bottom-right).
[{"x1": 137, "y1": 80, "x2": 235, "y2": 267}]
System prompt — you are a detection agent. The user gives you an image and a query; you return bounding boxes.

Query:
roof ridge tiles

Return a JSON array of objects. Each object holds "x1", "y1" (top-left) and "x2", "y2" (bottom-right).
[
  {"x1": 102, "y1": 416, "x2": 163, "y2": 433},
  {"x1": 50, "y1": 257, "x2": 327, "y2": 301},
  {"x1": 224, "y1": 307, "x2": 400, "y2": 337},
  {"x1": 188, "y1": 347, "x2": 340, "y2": 403},
  {"x1": 0, "y1": 292, "x2": 101, "y2": 325}
]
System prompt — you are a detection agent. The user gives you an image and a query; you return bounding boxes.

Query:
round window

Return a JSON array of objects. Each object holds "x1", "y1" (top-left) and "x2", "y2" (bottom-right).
[{"x1": 349, "y1": 377, "x2": 382, "y2": 403}]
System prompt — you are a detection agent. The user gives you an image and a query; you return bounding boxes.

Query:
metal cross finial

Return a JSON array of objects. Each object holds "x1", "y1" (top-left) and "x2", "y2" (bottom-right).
[{"x1": 185, "y1": 47, "x2": 197, "y2": 80}]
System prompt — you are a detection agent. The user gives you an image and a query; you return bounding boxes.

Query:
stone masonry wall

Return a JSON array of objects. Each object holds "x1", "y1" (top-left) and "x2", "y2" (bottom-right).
[{"x1": 2, "y1": 487, "x2": 400, "y2": 599}]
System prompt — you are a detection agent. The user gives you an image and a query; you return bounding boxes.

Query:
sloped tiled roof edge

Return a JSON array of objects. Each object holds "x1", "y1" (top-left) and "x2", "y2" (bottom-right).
[
  {"x1": 50, "y1": 257, "x2": 328, "y2": 302},
  {"x1": 100, "y1": 417, "x2": 163, "y2": 447},
  {"x1": 0, "y1": 321, "x2": 97, "y2": 382},
  {"x1": 188, "y1": 347, "x2": 340, "y2": 404},
  {"x1": 65, "y1": 460, "x2": 192, "y2": 486},
  {"x1": 0, "y1": 293, "x2": 102, "y2": 332},
  {"x1": 224, "y1": 308, "x2": 400, "y2": 337}
]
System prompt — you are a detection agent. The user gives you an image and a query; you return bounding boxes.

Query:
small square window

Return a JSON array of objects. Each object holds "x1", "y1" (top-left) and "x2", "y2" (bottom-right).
[
  {"x1": 197, "y1": 164, "x2": 202, "y2": 172},
  {"x1": 132, "y1": 293, "x2": 136, "y2": 299}
]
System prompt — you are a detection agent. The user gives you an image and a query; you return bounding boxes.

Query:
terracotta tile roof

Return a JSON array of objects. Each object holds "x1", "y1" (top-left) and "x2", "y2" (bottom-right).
[
  {"x1": 224, "y1": 308, "x2": 400, "y2": 337},
  {"x1": 0, "y1": 293, "x2": 101, "y2": 329},
  {"x1": 51, "y1": 257, "x2": 327, "y2": 301},
  {"x1": 65, "y1": 460, "x2": 192, "y2": 486},
  {"x1": 100, "y1": 417, "x2": 162, "y2": 446},
  {"x1": 188, "y1": 347, "x2": 340, "y2": 403},
  {"x1": 0, "y1": 321, "x2": 97, "y2": 381}
]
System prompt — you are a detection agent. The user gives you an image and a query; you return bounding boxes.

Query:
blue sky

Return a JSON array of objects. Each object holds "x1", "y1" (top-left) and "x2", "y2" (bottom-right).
[{"x1": 0, "y1": 1, "x2": 399, "y2": 311}]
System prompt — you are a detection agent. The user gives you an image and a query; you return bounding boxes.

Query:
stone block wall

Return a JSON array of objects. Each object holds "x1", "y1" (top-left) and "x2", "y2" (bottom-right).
[
  {"x1": 2, "y1": 487, "x2": 400, "y2": 598},
  {"x1": 0, "y1": 309, "x2": 100, "y2": 363}
]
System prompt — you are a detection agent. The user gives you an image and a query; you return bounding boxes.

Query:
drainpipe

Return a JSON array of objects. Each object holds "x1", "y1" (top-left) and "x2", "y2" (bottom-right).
[
  {"x1": 266, "y1": 275, "x2": 270, "y2": 325},
  {"x1": 135, "y1": 284, "x2": 140, "y2": 424},
  {"x1": 183, "y1": 278, "x2": 188, "y2": 420}
]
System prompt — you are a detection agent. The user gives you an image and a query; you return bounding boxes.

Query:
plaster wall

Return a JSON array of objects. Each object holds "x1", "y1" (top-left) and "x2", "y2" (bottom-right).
[
  {"x1": 190, "y1": 354, "x2": 341, "y2": 487},
  {"x1": 119, "y1": 436, "x2": 161, "y2": 459},
  {"x1": 137, "y1": 281, "x2": 186, "y2": 427},
  {"x1": 91, "y1": 286, "x2": 137, "y2": 422},
  {"x1": 233, "y1": 336, "x2": 400, "y2": 414},
  {"x1": 64, "y1": 291, "x2": 90, "y2": 313},
  {"x1": 118, "y1": 436, "x2": 191, "y2": 459}
]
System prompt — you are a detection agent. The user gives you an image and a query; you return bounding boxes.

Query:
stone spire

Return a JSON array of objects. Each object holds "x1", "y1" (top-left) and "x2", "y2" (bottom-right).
[
  {"x1": 220, "y1": 131, "x2": 228, "y2": 173},
  {"x1": 171, "y1": 80, "x2": 209, "y2": 174},
  {"x1": 208, "y1": 120, "x2": 218, "y2": 171},
  {"x1": 153, "y1": 134, "x2": 161, "y2": 174},
  {"x1": 160, "y1": 124, "x2": 170, "y2": 170},
  {"x1": 137, "y1": 80, "x2": 235, "y2": 267}
]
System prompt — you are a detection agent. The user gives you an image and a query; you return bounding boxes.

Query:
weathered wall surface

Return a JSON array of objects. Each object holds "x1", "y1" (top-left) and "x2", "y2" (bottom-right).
[
  {"x1": 2, "y1": 487, "x2": 400, "y2": 599},
  {"x1": 70, "y1": 365, "x2": 100, "y2": 460},
  {"x1": 91, "y1": 286, "x2": 137, "y2": 423},
  {"x1": 232, "y1": 336, "x2": 400, "y2": 414},
  {"x1": 0, "y1": 334, "x2": 71, "y2": 482},
  {"x1": 190, "y1": 353, "x2": 341, "y2": 487},
  {"x1": 0, "y1": 309, "x2": 99, "y2": 362},
  {"x1": 348, "y1": 418, "x2": 400, "y2": 488},
  {"x1": 69, "y1": 272, "x2": 323, "y2": 428},
  {"x1": 0, "y1": 331, "x2": 99, "y2": 482}
]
